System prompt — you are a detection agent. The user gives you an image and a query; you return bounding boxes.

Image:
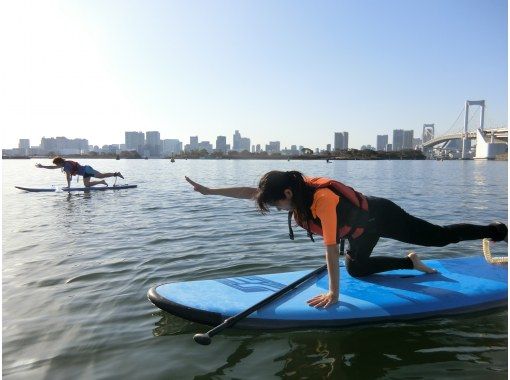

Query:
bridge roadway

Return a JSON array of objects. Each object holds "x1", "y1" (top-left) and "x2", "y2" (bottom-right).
[{"x1": 423, "y1": 128, "x2": 508, "y2": 148}]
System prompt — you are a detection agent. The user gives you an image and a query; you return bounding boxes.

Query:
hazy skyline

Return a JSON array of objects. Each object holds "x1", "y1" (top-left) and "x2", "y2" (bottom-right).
[{"x1": 1, "y1": 0, "x2": 507, "y2": 150}]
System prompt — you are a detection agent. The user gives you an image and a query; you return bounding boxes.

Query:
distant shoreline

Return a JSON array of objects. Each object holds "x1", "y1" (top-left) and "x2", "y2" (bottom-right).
[{"x1": 3, "y1": 151, "x2": 507, "y2": 161}]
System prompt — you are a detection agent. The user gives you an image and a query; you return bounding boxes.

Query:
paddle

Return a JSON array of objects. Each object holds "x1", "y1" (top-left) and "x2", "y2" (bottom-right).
[{"x1": 193, "y1": 263, "x2": 328, "y2": 345}]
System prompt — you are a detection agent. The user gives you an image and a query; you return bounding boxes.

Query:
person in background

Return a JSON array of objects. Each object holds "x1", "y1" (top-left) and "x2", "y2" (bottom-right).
[
  {"x1": 36, "y1": 157, "x2": 124, "y2": 188},
  {"x1": 185, "y1": 171, "x2": 507, "y2": 309}
]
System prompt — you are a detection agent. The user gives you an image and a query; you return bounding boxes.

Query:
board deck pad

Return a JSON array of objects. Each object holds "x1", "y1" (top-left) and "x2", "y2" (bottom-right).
[
  {"x1": 148, "y1": 257, "x2": 507, "y2": 329},
  {"x1": 15, "y1": 185, "x2": 137, "y2": 192}
]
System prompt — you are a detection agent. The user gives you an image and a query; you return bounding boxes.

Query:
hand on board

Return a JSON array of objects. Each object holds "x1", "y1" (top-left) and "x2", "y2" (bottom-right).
[{"x1": 307, "y1": 291, "x2": 338, "y2": 308}]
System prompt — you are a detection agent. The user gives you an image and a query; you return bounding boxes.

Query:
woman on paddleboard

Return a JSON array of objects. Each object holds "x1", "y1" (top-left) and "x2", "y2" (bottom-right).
[
  {"x1": 36, "y1": 157, "x2": 124, "y2": 188},
  {"x1": 185, "y1": 171, "x2": 507, "y2": 309}
]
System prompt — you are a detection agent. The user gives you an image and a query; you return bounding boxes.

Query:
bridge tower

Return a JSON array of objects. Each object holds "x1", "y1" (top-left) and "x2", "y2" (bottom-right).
[
  {"x1": 462, "y1": 100, "x2": 485, "y2": 159},
  {"x1": 422, "y1": 124, "x2": 434, "y2": 143}
]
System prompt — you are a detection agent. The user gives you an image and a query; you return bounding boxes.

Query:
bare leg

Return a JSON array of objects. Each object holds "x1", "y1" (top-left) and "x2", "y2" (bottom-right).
[
  {"x1": 83, "y1": 177, "x2": 107, "y2": 187},
  {"x1": 407, "y1": 252, "x2": 438, "y2": 274},
  {"x1": 95, "y1": 172, "x2": 124, "y2": 179}
]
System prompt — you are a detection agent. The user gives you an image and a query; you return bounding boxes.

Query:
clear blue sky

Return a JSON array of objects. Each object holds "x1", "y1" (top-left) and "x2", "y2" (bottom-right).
[{"x1": 1, "y1": 0, "x2": 507, "y2": 150}]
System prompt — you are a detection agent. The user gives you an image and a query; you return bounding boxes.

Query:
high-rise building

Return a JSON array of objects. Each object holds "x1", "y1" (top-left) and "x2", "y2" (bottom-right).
[
  {"x1": 233, "y1": 130, "x2": 241, "y2": 151},
  {"x1": 403, "y1": 130, "x2": 414, "y2": 150},
  {"x1": 392, "y1": 129, "x2": 404, "y2": 151},
  {"x1": 334, "y1": 132, "x2": 343, "y2": 151},
  {"x1": 232, "y1": 130, "x2": 251, "y2": 152},
  {"x1": 343, "y1": 132, "x2": 349, "y2": 150},
  {"x1": 266, "y1": 141, "x2": 281, "y2": 154},
  {"x1": 240, "y1": 137, "x2": 250, "y2": 152},
  {"x1": 334, "y1": 132, "x2": 349, "y2": 150},
  {"x1": 190, "y1": 136, "x2": 199, "y2": 151},
  {"x1": 146, "y1": 131, "x2": 161, "y2": 156},
  {"x1": 18, "y1": 139, "x2": 30, "y2": 155},
  {"x1": 377, "y1": 135, "x2": 388, "y2": 151},
  {"x1": 125, "y1": 132, "x2": 145, "y2": 153},
  {"x1": 162, "y1": 139, "x2": 182, "y2": 155},
  {"x1": 216, "y1": 136, "x2": 227, "y2": 153}
]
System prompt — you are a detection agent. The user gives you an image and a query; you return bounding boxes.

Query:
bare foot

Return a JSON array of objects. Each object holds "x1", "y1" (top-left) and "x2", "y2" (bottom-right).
[
  {"x1": 100, "y1": 180, "x2": 108, "y2": 186},
  {"x1": 408, "y1": 252, "x2": 438, "y2": 274}
]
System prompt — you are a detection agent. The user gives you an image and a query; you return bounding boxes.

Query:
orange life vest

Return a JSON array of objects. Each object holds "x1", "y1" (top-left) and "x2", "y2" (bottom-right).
[{"x1": 289, "y1": 177, "x2": 369, "y2": 243}]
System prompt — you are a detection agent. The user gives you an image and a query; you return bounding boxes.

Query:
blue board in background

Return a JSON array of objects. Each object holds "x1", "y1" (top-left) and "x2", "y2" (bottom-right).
[
  {"x1": 15, "y1": 185, "x2": 137, "y2": 192},
  {"x1": 148, "y1": 256, "x2": 507, "y2": 329}
]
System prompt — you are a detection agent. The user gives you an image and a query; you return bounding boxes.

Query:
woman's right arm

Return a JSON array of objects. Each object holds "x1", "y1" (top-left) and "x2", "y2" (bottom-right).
[{"x1": 185, "y1": 176, "x2": 257, "y2": 200}]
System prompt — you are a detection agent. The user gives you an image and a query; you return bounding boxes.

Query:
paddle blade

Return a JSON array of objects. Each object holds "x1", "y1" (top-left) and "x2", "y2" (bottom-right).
[{"x1": 193, "y1": 333, "x2": 212, "y2": 345}]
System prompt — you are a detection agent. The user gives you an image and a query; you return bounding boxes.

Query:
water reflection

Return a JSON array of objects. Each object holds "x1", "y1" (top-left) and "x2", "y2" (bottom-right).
[{"x1": 152, "y1": 310, "x2": 507, "y2": 379}]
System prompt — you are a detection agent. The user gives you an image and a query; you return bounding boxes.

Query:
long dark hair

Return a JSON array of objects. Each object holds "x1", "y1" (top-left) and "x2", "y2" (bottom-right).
[
  {"x1": 52, "y1": 157, "x2": 65, "y2": 166},
  {"x1": 256, "y1": 170, "x2": 315, "y2": 224}
]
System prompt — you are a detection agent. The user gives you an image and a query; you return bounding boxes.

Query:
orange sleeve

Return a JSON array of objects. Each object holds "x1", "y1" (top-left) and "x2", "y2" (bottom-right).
[{"x1": 311, "y1": 188, "x2": 339, "y2": 246}]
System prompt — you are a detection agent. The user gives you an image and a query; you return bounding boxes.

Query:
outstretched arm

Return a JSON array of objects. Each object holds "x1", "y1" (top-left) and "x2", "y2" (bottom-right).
[
  {"x1": 36, "y1": 163, "x2": 60, "y2": 169},
  {"x1": 185, "y1": 176, "x2": 257, "y2": 200}
]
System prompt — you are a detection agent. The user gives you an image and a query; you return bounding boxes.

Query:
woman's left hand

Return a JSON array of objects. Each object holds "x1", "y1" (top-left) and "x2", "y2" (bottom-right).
[{"x1": 307, "y1": 291, "x2": 338, "y2": 308}]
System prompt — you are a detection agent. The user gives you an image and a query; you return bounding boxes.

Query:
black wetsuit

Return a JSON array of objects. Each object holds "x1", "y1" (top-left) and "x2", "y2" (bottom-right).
[{"x1": 345, "y1": 196, "x2": 504, "y2": 277}]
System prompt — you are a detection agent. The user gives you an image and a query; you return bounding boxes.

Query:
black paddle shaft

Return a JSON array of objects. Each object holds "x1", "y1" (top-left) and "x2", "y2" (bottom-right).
[{"x1": 193, "y1": 264, "x2": 328, "y2": 345}]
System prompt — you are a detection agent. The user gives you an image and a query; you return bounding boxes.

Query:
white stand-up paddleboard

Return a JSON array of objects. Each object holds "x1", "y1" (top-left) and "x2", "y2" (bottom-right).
[
  {"x1": 15, "y1": 185, "x2": 137, "y2": 192},
  {"x1": 148, "y1": 256, "x2": 507, "y2": 329}
]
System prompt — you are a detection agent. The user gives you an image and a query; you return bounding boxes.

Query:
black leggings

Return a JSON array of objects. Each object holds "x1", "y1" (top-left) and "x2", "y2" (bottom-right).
[{"x1": 345, "y1": 196, "x2": 497, "y2": 277}]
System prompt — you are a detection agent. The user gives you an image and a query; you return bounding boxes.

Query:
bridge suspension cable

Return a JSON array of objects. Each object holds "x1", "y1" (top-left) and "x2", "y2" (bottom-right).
[{"x1": 443, "y1": 106, "x2": 466, "y2": 135}]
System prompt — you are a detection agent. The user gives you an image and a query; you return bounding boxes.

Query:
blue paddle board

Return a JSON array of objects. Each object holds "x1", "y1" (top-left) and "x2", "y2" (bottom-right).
[
  {"x1": 15, "y1": 185, "x2": 137, "y2": 192},
  {"x1": 148, "y1": 256, "x2": 507, "y2": 329}
]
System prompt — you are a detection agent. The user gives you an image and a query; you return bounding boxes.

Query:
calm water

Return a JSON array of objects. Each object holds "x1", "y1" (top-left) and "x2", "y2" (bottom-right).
[{"x1": 2, "y1": 159, "x2": 508, "y2": 379}]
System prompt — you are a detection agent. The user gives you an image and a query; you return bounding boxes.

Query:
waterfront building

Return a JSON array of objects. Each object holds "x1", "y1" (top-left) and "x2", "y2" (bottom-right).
[
  {"x1": 125, "y1": 131, "x2": 145, "y2": 154},
  {"x1": 198, "y1": 141, "x2": 213, "y2": 153},
  {"x1": 216, "y1": 136, "x2": 227, "y2": 153},
  {"x1": 102, "y1": 144, "x2": 120, "y2": 154},
  {"x1": 233, "y1": 130, "x2": 241, "y2": 151},
  {"x1": 377, "y1": 135, "x2": 388, "y2": 151},
  {"x1": 146, "y1": 131, "x2": 161, "y2": 156},
  {"x1": 403, "y1": 130, "x2": 414, "y2": 150},
  {"x1": 18, "y1": 139, "x2": 30, "y2": 156},
  {"x1": 162, "y1": 139, "x2": 182, "y2": 155},
  {"x1": 41, "y1": 136, "x2": 89, "y2": 155},
  {"x1": 240, "y1": 137, "x2": 250, "y2": 152},
  {"x1": 334, "y1": 132, "x2": 349, "y2": 150},
  {"x1": 190, "y1": 136, "x2": 199, "y2": 151},
  {"x1": 392, "y1": 129, "x2": 404, "y2": 151},
  {"x1": 266, "y1": 141, "x2": 281, "y2": 154}
]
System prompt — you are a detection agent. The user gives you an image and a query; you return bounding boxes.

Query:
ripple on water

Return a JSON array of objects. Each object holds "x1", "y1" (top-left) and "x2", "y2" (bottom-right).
[{"x1": 2, "y1": 159, "x2": 507, "y2": 379}]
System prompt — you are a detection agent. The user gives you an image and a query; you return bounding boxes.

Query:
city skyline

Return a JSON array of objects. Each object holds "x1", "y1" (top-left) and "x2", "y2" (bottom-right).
[
  {"x1": 6, "y1": 127, "x2": 425, "y2": 156},
  {"x1": 2, "y1": 1, "x2": 507, "y2": 150}
]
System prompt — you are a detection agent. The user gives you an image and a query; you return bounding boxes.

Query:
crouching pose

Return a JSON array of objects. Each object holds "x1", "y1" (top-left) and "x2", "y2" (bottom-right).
[
  {"x1": 185, "y1": 171, "x2": 507, "y2": 308},
  {"x1": 36, "y1": 157, "x2": 124, "y2": 188}
]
